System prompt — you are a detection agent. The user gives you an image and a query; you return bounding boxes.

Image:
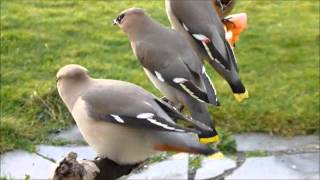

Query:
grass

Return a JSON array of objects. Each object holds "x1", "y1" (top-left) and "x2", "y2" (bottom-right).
[
  {"x1": 1, "y1": 1, "x2": 319, "y2": 153},
  {"x1": 245, "y1": 150, "x2": 269, "y2": 158},
  {"x1": 189, "y1": 154, "x2": 203, "y2": 173}
]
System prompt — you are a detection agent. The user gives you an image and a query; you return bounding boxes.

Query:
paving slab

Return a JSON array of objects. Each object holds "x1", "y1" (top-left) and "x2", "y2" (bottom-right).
[
  {"x1": 226, "y1": 153, "x2": 320, "y2": 180},
  {"x1": 127, "y1": 153, "x2": 189, "y2": 180},
  {"x1": 235, "y1": 133, "x2": 319, "y2": 152},
  {"x1": 51, "y1": 125, "x2": 85, "y2": 143},
  {"x1": 37, "y1": 145, "x2": 96, "y2": 162},
  {"x1": 195, "y1": 157, "x2": 236, "y2": 179},
  {"x1": 0, "y1": 150, "x2": 54, "y2": 179}
]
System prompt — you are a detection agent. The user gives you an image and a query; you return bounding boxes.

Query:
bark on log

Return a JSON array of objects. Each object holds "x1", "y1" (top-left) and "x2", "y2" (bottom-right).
[{"x1": 51, "y1": 152, "x2": 142, "y2": 180}]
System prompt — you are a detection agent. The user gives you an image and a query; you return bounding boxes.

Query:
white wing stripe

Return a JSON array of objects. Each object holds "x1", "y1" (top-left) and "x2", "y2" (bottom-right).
[
  {"x1": 137, "y1": 113, "x2": 154, "y2": 119},
  {"x1": 202, "y1": 42, "x2": 215, "y2": 60},
  {"x1": 110, "y1": 114, "x2": 124, "y2": 123},
  {"x1": 182, "y1": 23, "x2": 189, "y2": 31},
  {"x1": 180, "y1": 84, "x2": 205, "y2": 103},
  {"x1": 146, "y1": 118, "x2": 184, "y2": 132},
  {"x1": 202, "y1": 65, "x2": 206, "y2": 74},
  {"x1": 204, "y1": 72, "x2": 219, "y2": 102},
  {"x1": 155, "y1": 71, "x2": 165, "y2": 82},
  {"x1": 111, "y1": 113, "x2": 185, "y2": 132},
  {"x1": 173, "y1": 78, "x2": 188, "y2": 83},
  {"x1": 192, "y1": 34, "x2": 208, "y2": 41}
]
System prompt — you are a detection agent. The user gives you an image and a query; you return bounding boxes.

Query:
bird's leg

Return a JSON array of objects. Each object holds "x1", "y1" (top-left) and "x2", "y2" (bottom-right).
[
  {"x1": 176, "y1": 104, "x2": 185, "y2": 112},
  {"x1": 161, "y1": 96, "x2": 185, "y2": 112},
  {"x1": 161, "y1": 96, "x2": 170, "y2": 103},
  {"x1": 160, "y1": 96, "x2": 176, "y2": 109}
]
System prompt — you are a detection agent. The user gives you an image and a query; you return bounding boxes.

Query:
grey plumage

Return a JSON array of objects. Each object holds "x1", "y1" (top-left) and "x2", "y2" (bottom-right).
[
  {"x1": 165, "y1": 0, "x2": 248, "y2": 102},
  {"x1": 56, "y1": 64, "x2": 217, "y2": 164},
  {"x1": 114, "y1": 8, "x2": 220, "y2": 143}
]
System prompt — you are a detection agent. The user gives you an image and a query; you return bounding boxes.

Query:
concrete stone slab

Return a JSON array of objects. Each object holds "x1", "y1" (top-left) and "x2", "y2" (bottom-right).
[
  {"x1": 51, "y1": 125, "x2": 85, "y2": 144},
  {"x1": 0, "y1": 150, "x2": 54, "y2": 179},
  {"x1": 278, "y1": 153, "x2": 320, "y2": 178},
  {"x1": 235, "y1": 133, "x2": 319, "y2": 152},
  {"x1": 37, "y1": 145, "x2": 96, "y2": 162},
  {"x1": 127, "y1": 153, "x2": 189, "y2": 180},
  {"x1": 226, "y1": 153, "x2": 320, "y2": 180},
  {"x1": 195, "y1": 157, "x2": 236, "y2": 179}
]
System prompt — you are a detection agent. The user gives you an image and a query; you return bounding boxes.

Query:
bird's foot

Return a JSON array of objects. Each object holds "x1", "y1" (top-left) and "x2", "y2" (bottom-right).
[{"x1": 208, "y1": 152, "x2": 225, "y2": 160}]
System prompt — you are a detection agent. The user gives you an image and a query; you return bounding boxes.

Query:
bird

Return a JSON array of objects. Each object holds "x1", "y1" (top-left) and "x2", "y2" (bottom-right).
[
  {"x1": 113, "y1": 8, "x2": 220, "y2": 144},
  {"x1": 56, "y1": 64, "x2": 218, "y2": 165},
  {"x1": 165, "y1": 0, "x2": 249, "y2": 102}
]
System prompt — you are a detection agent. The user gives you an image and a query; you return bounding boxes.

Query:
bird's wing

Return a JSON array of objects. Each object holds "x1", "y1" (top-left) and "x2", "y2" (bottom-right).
[
  {"x1": 184, "y1": 22, "x2": 238, "y2": 72},
  {"x1": 169, "y1": 0, "x2": 238, "y2": 72},
  {"x1": 81, "y1": 83, "x2": 202, "y2": 134},
  {"x1": 135, "y1": 41, "x2": 219, "y2": 106},
  {"x1": 90, "y1": 113, "x2": 198, "y2": 133},
  {"x1": 154, "y1": 98, "x2": 213, "y2": 131}
]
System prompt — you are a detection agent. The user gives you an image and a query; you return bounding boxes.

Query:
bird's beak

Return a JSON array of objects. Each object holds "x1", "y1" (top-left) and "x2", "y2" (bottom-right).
[
  {"x1": 56, "y1": 77, "x2": 60, "y2": 82},
  {"x1": 113, "y1": 19, "x2": 118, "y2": 26},
  {"x1": 234, "y1": 89, "x2": 249, "y2": 102}
]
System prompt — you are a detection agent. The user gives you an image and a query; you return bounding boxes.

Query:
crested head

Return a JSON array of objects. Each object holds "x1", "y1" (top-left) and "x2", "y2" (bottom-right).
[
  {"x1": 56, "y1": 64, "x2": 90, "y2": 111},
  {"x1": 114, "y1": 7, "x2": 145, "y2": 25},
  {"x1": 56, "y1": 64, "x2": 89, "y2": 82},
  {"x1": 121, "y1": 7, "x2": 145, "y2": 16},
  {"x1": 113, "y1": 7, "x2": 149, "y2": 37}
]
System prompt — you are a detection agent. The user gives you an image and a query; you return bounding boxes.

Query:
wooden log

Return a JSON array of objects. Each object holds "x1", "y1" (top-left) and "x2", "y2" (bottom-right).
[{"x1": 51, "y1": 152, "x2": 142, "y2": 180}]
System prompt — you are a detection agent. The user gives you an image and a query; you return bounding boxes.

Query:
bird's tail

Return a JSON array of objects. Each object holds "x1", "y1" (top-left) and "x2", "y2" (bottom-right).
[
  {"x1": 229, "y1": 79, "x2": 249, "y2": 102},
  {"x1": 223, "y1": 40, "x2": 249, "y2": 102},
  {"x1": 205, "y1": 39, "x2": 249, "y2": 102},
  {"x1": 183, "y1": 95, "x2": 220, "y2": 144},
  {"x1": 153, "y1": 131, "x2": 218, "y2": 156}
]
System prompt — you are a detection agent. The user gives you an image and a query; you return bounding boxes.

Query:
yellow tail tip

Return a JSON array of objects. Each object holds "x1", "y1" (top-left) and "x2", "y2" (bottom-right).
[
  {"x1": 199, "y1": 135, "x2": 220, "y2": 144},
  {"x1": 234, "y1": 89, "x2": 249, "y2": 102},
  {"x1": 208, "y1": 152, "x2": 225, "y2": 160}
]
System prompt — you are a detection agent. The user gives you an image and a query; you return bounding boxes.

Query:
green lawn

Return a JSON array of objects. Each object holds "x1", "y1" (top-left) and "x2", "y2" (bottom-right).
[{"x1": 1, "y1": 1, "x2": 319, "y2": 153}]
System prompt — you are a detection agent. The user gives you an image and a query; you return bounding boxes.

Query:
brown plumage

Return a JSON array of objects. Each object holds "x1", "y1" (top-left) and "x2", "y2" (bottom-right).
[
  {"x1": 165, "y1": 0, "x2": 249, "y2": 102},
  {"x1": 56, "y1": 64, "x2": 217, "y2": 164},
  {"x1": 114, "y1": 8, "x2": 221, "y2": 144}
]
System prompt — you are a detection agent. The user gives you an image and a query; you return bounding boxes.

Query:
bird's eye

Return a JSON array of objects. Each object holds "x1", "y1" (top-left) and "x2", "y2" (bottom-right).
[{"x1": 116, "y1": 13, "x2": 125, "y2": 24}]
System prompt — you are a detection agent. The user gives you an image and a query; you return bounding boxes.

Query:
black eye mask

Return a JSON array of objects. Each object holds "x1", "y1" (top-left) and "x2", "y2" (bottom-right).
[{"x1": 114, "y1": 13, "x2": 125, "y2": 25}]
